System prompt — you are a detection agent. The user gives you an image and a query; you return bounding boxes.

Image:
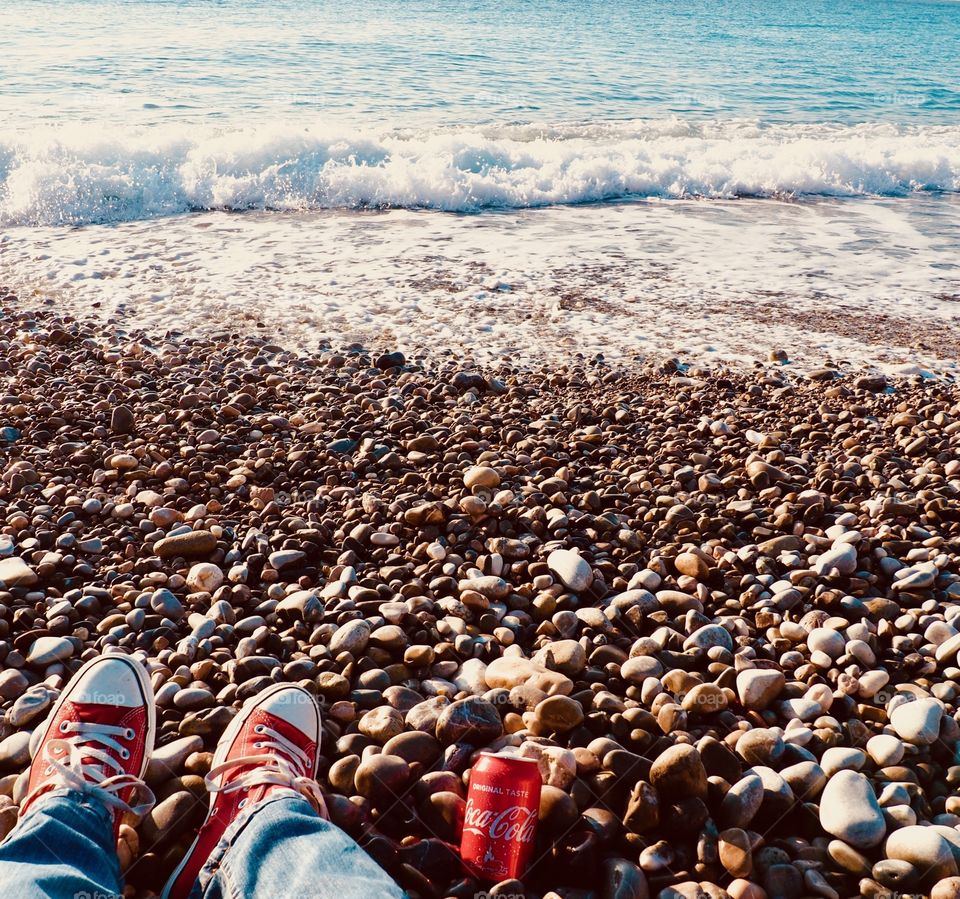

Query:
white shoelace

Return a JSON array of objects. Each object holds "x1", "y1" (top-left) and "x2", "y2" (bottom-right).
[
  {"x1": 205, "y1": 722, "x2": 327, "y2": 816},
  {"x1": 28, "y1": 721, "x2": 155, "y2": 818}
]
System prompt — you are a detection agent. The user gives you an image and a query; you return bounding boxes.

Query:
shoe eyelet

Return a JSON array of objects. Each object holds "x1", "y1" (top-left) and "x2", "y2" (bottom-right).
[
  {"x1": 254, "y1": 725, "x2": 264, "y2": 734},
  {"x1": 253, "y1": 742, "x2": 262, "y2": 749},
  {"x1": 120, "y1": 749, "x2": 130, "y2": 760},
  {"x1": 124, "y1": 728, "x2": 136, "y2": 741},
  {"x1": 45, "y1": 766, "x2": 53, "y2": 775},
  {"x1": 238, "y1": 799, "x2": 247, "y2": 809},
  {"x1": 59, "y1": 721, "x2": 70, "y2": 733}
]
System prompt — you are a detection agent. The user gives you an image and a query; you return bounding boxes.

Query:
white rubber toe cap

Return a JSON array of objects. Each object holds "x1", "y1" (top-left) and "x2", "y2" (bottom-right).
[
  {"x1": 68, "y1": 656, "x2": 150, "y2": 708},
  {"x1": 256, "y1": 685, "x2": 320, "y2": 740}
]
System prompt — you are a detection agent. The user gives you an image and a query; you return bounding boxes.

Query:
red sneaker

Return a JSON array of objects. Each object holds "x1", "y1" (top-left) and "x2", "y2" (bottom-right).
[
  {"x1": 21, "y1": 653, "x2": 156, "y2": 836},
  {"x1": 161, "y1": 682, "x2": 324, "y2": 899}
]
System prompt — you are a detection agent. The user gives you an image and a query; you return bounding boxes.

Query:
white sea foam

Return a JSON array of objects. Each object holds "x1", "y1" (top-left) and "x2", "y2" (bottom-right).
[
  {"x1": 1, "y1": 119, "x2": 959, "y2": 226},
  {"x1": 2, "y1": 195, "x2": 958, "y2": 373}
]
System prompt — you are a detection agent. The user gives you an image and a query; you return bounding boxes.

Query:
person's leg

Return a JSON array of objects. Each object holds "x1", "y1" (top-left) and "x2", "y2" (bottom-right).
[
  {"x1": 0, "y1": 789, "x2": 123, "y2": 899},
  {"x1": 193, "y1": 792, "x2": 405, "y2": 899},
  {"x1": 0, "y1": 652, "x2": 156, "y2": 899},
  {"x1": 162, "y1": 682, "x2": 406, "y2": 899}
]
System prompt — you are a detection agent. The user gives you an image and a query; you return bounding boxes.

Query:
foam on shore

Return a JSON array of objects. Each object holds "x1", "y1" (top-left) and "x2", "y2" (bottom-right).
[{"x1": 2, "y1": 195, "x2": 958, "y2": 374}]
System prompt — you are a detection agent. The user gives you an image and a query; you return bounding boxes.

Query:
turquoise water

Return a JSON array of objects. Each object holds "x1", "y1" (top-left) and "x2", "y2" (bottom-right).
[
  {"x1": 1, "y1": 0, "x2": 959, "y2": 223},
  {"x1": 5, "y1": 0, "x2": 960, "y2": 127}
]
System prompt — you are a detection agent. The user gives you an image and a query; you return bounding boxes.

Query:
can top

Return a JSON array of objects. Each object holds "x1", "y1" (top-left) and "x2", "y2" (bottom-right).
[{"x1": 478, "y1": 751, "x2": 540, "y2": 764}]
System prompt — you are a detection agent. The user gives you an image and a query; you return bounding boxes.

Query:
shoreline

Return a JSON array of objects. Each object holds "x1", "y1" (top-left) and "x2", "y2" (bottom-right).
[
  {"x1": 3, "y1": 196, "x2": 959, "y2": 376},
  {"x1": 3, "y1": 299, "x2": 960, "y2": 897}
]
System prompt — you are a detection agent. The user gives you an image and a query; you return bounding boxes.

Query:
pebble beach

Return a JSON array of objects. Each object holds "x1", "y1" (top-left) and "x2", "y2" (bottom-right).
[{"x1": 3, "y1": 293, "x2": 960, "y2": 898}]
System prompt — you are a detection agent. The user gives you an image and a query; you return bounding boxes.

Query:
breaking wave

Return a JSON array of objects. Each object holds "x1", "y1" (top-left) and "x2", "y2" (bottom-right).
[{"x1": 2, "y1": 119, "x2": 959, "y2": 225}]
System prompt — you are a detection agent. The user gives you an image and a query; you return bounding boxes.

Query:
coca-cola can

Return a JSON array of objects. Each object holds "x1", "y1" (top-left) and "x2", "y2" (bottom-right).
[{"x1": 460, "y1": 752, "x2": 541, "y2": 882}]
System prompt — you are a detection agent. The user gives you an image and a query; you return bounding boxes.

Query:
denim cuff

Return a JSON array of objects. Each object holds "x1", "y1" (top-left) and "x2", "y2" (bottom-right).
[
  {"x1": 219, "y1": 790, "x2": 314, "y2": 850},
  {"x1": 21, "y1": 788, "x2": 114, "y2": 829},
  {"x1": 192, "y1": 792, "x2": 317, "y2": 898}
]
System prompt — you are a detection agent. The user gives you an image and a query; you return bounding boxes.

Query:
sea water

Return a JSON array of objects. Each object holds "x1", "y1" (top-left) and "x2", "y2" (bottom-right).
[{"x1": 1, "y1": 0, "x2": 958, "y2": 366}]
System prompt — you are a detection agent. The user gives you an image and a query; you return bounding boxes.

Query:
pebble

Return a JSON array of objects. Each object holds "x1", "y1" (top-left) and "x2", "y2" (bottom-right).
[
  {"x1": 737, "y1": 729, "x2": 783, "y2": 766},
  {"x1": 142, "y1": 791, "x2": 200, "y2": 845},
  {"x1": 763, "y1": 864, "x2": 803, "y2": 899},
  {"x1": 547, "y1": 548, "x2": 594, "y2": 592},
  {"x1": 532, "y1": 695, "x2": 584, "y2": 732},
  {"x1": 0, "y1": 732, "x2": 32, "y2": 769},
  {"x1": 436, "y1": 697, "x2": 502, "y2": 745},
  {"x1": 807, "y1": 627, "x2": 846, "y2": 658},
  {"x1": 720, "y1": 774, "x2": 764, "y2": 828},
  {"x1": 820, "y1": 746, "x2": 866, "y2": 776},
  {"x1": 25, "y1": 636, "x2": 74, "y2": 666},
  {"x1": 329, "y1": 619, "x2": 371, "y2": 655},
  {"x1": 727, "y1": 881, "x2": 766, "y2": 899},
  {"x1": 406, "y1": 697, "x2": 449, "y2": 732},
  {"x1": 828, "y1": 839, "x2": 872, "y2": 876},
  {"x1": 375, "y1": 350, "x2": 405, "y2": 369},
  {"x1": 719, "y1": 828, "x2": 753, "y2": 877},
  {"x1": 819, "y1": 770, "x2": 886, "y2": 848},
  {"x1": 0, "y1": 557, "x2": 38, "y2": 587},
  {"x1": 517, "y1": 742, "x2": 577, "y2": 789},
  {"x1": 0, "y1": 670, "x2": 28, "y2": 700},
  {"x1": 599, "y1": 858, "x2": 649, "y2": 899},
  {"x1": 461, "y1": 575, "x2": 510, "y2": 599},
  {"x1": 683, "y1": 624, "x2": 733, "y2": 652},
  {"x1": 8, "y1": 687, "x2": 55, "y2": 727},
  {"x1": 484, "y1": 655, "x2": 573, "y2": 695},
  {"x1": 649, "y1": 744, "x2": 707, "y2": 800},
  {"x1": 150, "y1": 588, "x2": 184, "y2": 620},
  {"x1": 675, "y1": 550, "x2": 712, "y2": 580},
  {"x1": 185, "y1": 562, "x2": 224, "y2": 593},
  {"x1": 681, "y1": 683, "x2": 728, "y2": 715},
  {"x1": 355, "y1": 754, "x2": 410, "y2": 804},
  {"x1": 933, "y1": 877, "x2": 960, "y2": 899},
  {"x1": 146, "y1": 736, "x2": 205, "y2": 786},
  {"x1": 154, "y1": 530, "x2": 217, "y2": 559},
  {"x1": 885, "y1": 826, "x2": 959, "y2": 881},
  {"x1": 532, "y1": 639, "x2": 587, "y2": 677},
  {"x1": 620, "y1": 656, "x2": 664, "y2": 684},
  {"x1": 0, "y1": 796, "x2": 17, "y2": 840},
  {"x1": 624, "y1": 780, "x2": 660, "y2": 834},
  {"x1": 780, "y1": 760, "x2": 826, "y2": 799},
  {"x1": 866, "y1": 734, "x2": 904, "y2": 767},
  {"x1": 276, "y1": 590, "x2": 321, "y2": 621},
  {"x1": 110, "y1": 405, "x2": 136, "y2": 435},
  {"x1": 890, "y1": 696, "x2": 944, "y2": 745},
  {"x1": 872, "y1": 859, "x2": 920, "y2": 892},
  {"x1": 736, "y1": 669, "x2": 785, "y2": 711},
  {"x1": 463, "y1": 465, "x2": 500, "y2": 489},
  {"x1": 108, "y1": 453, "x2": 139, "y2": 471},
  {"x1": 359, "y1": 707, "x2": 406, "y2": 743},
  {"x1": 267, "y1": 550, "x2": 305, "y2": 570},
  {"x1": 172, "y1": 688, "x2": 215, "y2": 711},
  {"x1": 814, "y1": 543, "x2": 858, "y2": 576},
  {"x1": 894, "y1": 566, "x2": 937, "y2": 591}
]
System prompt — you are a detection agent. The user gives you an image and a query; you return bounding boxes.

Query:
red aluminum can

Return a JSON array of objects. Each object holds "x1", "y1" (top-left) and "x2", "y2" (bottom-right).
[{"x1": 460, "y1": 752, "x2": 541, "y2": 882}]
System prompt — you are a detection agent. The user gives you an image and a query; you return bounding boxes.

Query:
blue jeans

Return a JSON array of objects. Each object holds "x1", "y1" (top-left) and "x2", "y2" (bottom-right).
[{"x1": 0, "y1": 789, "x2": 406, "y2": 899}]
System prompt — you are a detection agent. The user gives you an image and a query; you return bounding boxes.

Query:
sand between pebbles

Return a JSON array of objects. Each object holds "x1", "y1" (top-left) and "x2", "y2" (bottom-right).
[{"x1": 3, "y1": 298, "x2": 960, "y2": 899}]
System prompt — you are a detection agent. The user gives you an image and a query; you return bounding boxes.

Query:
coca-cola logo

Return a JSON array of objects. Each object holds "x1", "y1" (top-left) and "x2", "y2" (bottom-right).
[{"x1": 463, "y1": 798, "x2": 537, "y2": 843}]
